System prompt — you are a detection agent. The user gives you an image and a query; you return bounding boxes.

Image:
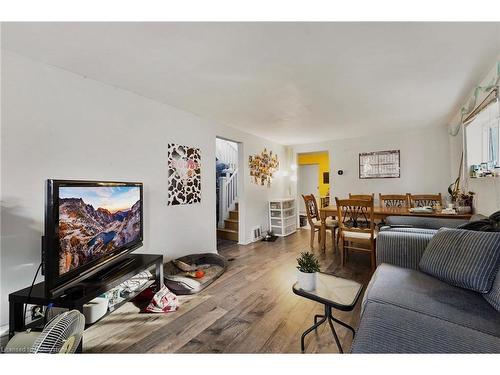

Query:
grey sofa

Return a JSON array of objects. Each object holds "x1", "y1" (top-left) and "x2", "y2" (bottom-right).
[{"x1": 351, "y1": 228, "x2": 500, "y2": 353}]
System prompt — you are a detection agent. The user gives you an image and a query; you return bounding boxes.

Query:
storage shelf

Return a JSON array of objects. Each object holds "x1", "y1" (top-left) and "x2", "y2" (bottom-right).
[
  {"x1": 269, "y1": 198, "x2": 297, "y2": 237},
  {"x1": 88, "y1": 279, "x2": 155, "y2": 328}
]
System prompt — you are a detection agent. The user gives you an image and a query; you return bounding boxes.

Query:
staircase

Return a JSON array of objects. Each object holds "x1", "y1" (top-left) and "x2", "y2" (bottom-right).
[{"x1": 217, "y1": 202, "x2": 239, "y2": 241}]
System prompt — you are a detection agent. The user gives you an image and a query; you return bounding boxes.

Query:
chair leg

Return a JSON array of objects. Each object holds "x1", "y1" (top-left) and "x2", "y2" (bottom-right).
[
  {"x1": 331, "y1": 229, "x2": 335, "y2": 253},
  {"x1": 340, "y1": 239, "x2": 345, "y2": 267},
  {"x1": 335, "y1": 228, "x2": 340, "y2": 253},
  {"x1": 310, "y1": 230, "x2": 315, "y2": 251}
]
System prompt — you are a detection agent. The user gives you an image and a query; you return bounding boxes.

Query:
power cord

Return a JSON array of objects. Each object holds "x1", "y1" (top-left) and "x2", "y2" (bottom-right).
[{"x1": 24, "y1": 263, "x2": 43, "y2": 326}]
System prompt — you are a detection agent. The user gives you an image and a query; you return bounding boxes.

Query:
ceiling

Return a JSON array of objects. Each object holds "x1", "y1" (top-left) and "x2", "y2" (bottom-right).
[{"x1": 2, "y1": 22, "x2": 499, "y2": 144}]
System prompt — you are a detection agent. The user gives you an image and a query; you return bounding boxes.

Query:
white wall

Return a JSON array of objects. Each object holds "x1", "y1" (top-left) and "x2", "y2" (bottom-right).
[
  {"x1": 0, "y1": 51, "x2": 286, "y2": 327},
  {"x1": 447, "y1": 59, "x2": 500, "y2": 215},
  {"x1": 290, "y1": 126, "x2": 451, "y2": 204}
]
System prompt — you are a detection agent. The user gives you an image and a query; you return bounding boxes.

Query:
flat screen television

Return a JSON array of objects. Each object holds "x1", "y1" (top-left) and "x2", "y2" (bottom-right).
[{"x1": 44, "y1": 180, "x2": 143, "y2": 297}]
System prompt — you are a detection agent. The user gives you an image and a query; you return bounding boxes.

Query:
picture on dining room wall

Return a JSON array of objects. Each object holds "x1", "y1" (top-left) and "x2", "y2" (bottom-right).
[
  {"x1": 359, "y1": 150, "x2": 400, "y2": 179},
  {"x1": 167, "y1": 143, "x2": 201, "y2": 205},
  {"x1": 249, "y1": 148, "x2": 279, "y2": 187}
]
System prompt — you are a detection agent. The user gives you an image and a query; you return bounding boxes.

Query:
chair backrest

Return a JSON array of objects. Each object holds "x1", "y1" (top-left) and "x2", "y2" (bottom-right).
[
  {"x1": 409, "y1": 193, "x2": 442, "y2": 208},
  {"x1": 302, "y1": 194, "x2": 320, "y2": 225},
  {"x1": 349, "y1": 193, "x2": 374, "y2": 202},
  {"x1": 379, "y1": 193, "x2": 410, "y2": 208},
  {"x1": 335, "y1": 197, "x2": 375, "y2": 238}
]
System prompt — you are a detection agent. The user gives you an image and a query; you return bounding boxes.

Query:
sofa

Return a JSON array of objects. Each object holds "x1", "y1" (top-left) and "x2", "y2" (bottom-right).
[{"x1": 350, "y1": 226, "x2": 500, "y2": 353}]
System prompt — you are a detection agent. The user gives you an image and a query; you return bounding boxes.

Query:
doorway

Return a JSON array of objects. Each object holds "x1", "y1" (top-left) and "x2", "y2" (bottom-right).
[
  {"x1": 298, "y1": 164, "x2": 319, "y2": 214},
  {"x1": 215, "y1": 137, "x2": 240, "y2": 251},
  {"x1": 296, "y1": 151, "x2": 330, "y2": 225}
]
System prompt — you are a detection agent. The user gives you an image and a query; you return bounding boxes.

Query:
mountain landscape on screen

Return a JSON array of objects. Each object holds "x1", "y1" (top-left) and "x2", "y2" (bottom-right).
[{"x1": 58, "y1": 186, "x2": 141, "y2": 274}]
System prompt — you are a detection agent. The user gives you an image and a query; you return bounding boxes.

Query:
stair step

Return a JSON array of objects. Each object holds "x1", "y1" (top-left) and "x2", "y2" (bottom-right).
[
  {"x1": 229, "y1": 210, "x2": 238, "y2": 220},
  {"x1": 224, "y1": 218, "x2": 239, "y2": 231},
  {"x1": 217, "y1": 228, "x2": 238, "y2": 241}
]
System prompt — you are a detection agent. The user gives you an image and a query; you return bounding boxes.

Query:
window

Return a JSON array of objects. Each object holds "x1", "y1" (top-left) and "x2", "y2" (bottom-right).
[{"x1": 465, "y1": 100, "x2": 500, "y2": 172}]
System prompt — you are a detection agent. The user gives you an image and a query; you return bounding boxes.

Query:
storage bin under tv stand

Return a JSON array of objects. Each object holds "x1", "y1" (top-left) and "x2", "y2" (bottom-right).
[{"x1": 8, "y1": 253, "x2": 163, "y2": 353}]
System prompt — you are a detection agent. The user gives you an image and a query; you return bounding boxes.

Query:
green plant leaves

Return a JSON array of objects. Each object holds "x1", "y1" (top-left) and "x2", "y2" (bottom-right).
[{"x1": 296, "y1": 251, "x2": 321, "y2": 273}]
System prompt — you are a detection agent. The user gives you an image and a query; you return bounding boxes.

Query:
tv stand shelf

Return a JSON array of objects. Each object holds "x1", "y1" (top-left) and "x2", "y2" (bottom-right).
[{"x1": 8, "y1": 253, "x2": 163, "y2": 352}]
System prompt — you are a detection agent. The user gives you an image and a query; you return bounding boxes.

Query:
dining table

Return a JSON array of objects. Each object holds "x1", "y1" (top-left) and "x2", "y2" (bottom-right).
[{"x1": 319, "y1": 205, "x2": 472, "y2": 251}]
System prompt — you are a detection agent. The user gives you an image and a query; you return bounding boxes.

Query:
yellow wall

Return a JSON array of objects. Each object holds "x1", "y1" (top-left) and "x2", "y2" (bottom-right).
[{"x1": 297, "y1": 152, "x2": 330, "y2": 197}]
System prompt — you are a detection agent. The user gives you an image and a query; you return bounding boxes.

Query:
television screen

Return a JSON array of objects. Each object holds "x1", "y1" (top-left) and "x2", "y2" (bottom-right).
[{"x1": 57, "y1": 185, "x2": 141, "y2": 275}]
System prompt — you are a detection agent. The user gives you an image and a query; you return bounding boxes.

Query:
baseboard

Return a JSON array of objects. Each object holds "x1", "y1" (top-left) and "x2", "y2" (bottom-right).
[{"x1": 247, "y1": 235, "x2": 263, "y2": 244}]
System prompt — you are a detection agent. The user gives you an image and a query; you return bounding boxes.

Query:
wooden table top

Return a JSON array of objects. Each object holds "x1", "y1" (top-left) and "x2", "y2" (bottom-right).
[{"x1": 319, "y1": 205, "x2": 472, "y2": 219}]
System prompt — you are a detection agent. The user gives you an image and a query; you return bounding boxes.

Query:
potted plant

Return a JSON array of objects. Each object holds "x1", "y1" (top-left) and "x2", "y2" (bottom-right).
[
  {"x1": 296, "y1": 251, "x2": 320, "y2": 291},
  {"x1": 456, "y1": 191, "x2": 475, "y2": 214}
]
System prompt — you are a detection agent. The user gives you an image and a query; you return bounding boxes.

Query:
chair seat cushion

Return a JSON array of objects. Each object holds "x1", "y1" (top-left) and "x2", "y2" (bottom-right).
[
  {"x1": 312, "y1": 218, "x2": 337, "y2": 228},
  {"x1": 419, "y1": 228, "x2": 500, "y2": 293},
  {"x1": 342, "y1": 231, "x2": 377, "y2": 240}
]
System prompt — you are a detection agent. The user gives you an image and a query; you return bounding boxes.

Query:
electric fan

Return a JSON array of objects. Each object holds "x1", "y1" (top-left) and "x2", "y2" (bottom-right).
[
  {"x1": 5, "y1": 310, "x2": 85, "y2": 354},
  {"x1": 31, "y1": 310, "x2": 85, "y2": 353}
]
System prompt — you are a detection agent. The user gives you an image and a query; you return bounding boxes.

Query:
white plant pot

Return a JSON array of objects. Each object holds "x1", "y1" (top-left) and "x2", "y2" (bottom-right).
[{"x1": 297, "y1": 269, "x2": 317, "y2": 291}]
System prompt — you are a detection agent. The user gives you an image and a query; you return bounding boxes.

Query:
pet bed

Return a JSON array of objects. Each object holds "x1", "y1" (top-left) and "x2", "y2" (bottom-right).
[{"x1": 163, "y1": 253, "x2": 228, "y2": 295}]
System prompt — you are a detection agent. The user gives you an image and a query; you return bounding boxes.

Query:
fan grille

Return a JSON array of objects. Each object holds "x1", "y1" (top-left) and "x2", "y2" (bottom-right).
[{"x1": 31, "y1": 310, "x2": 85, "y2": 354}]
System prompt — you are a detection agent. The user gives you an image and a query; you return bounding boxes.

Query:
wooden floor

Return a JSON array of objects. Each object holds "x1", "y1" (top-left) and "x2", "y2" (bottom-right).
[{"x1": 84, "y1": 229, "x2": 372, "y2": 353}]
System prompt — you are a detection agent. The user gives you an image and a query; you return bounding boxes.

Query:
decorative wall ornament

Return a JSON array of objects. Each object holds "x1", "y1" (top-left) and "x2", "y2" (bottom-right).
[
  {"x1": 167, "y1": 143, "x2": 201, "y2": 205},
  {"x1": 249, "y1": 148, "x2": 279, "y2": 187}
]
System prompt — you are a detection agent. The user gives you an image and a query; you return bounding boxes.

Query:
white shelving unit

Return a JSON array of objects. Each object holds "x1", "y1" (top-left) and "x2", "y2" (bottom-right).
[{"x1": 269, "y1": 198, "x2": 297, "y2": 237}]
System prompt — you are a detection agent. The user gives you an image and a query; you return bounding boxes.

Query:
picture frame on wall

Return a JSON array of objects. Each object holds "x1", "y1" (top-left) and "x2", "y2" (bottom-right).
[
  {"x1": 359, "y1": 150, "x2": 400, "y2": 179},
  {"x1": 323, "y1": 172, "x2": 329, "y2": 184},
  {"x1": 167, "y1": 143, "x2": 202, "y2": 205}
]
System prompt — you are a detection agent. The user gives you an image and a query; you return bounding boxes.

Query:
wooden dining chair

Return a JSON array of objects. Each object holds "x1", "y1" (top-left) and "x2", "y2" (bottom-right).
[
  {"x1": 335, "y1": 197, "x2": 377, "y2": 272},
  {"x1": 379, "y1": 194, "x2": 410, "y2": 208},
  {"x1": 349, "y1": 193, "x2": 374, "y2": 202},
  {"x1": 348, "y1": 193, "x2": 374, "y2": 227},
  {"x1": 302, "y1": 194, "x2": 338, "y2": 251},
  {"x1": 409, "y1": 193, "x2": 442, "y2": 208}
]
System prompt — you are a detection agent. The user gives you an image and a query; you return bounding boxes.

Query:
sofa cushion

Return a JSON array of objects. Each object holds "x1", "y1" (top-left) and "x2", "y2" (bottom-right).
[
  {"x1": 380, "y1": 226, "x2": 437, "y2": 235},
  {"x1": 375, "y1": 230, "x2": 435, "y2": 270},
  {"x1": 352, "y1": 301, "x2": 500, "y2": 353},
  {"x1": 363, "y1": 264, "x2": 500, "y2": 337},
  {"x1": 419, "y1": 228, "x2": 500, "y2": 293},
  {"x1": 384, "y1": 216, "x2": 468, "y2": 229},
  {"x1": 485, "y1": 268, "x2": 500, "y2": 312}
]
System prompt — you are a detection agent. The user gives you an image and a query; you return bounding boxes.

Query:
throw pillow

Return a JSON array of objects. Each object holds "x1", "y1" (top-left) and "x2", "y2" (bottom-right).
[{"x1": 419, "y1": 228, "x2": 500, "y2": 293}]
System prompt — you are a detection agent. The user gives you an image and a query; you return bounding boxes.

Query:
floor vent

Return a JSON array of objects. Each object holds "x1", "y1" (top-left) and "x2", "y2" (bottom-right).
[{"x1": 252, "y1": 226, "x2": 262, "y2": 241}]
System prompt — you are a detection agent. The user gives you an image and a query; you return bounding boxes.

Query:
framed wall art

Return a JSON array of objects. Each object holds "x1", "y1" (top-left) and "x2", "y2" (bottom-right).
[
  {"x1": 167, "y1": 143, "x2": 202, "y2": 205},
  {"x1": 249, "y1": 148, "x2": 279, "y2": 187},
  {"x1": 359, "y1": 150, "x2": 400, "y2": 179}
]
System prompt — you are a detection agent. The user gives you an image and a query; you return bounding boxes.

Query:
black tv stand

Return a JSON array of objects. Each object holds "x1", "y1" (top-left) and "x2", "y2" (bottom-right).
[
  {"x1": 8, "y1": 253, "x2": 163, "y2": 353},
  {"x1": 93, "y1": 258, "x2": 137, "y2": 281}
]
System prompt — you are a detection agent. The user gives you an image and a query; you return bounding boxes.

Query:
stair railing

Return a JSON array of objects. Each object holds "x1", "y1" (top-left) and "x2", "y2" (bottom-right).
[
  {"x1": 216, "y1": 138, "x2": 238, "y2": 171},
  {"x1": 218, "y1": 169, "x2": 238, "y2": 228}
]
